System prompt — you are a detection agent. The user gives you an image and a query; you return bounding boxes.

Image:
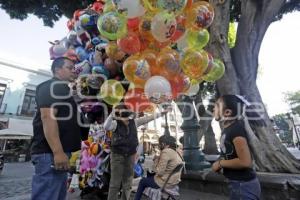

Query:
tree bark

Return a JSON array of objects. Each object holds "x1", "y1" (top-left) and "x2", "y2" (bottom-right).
[{"x1": 209, "y1": 0, "x2": 300, "y2": 172}]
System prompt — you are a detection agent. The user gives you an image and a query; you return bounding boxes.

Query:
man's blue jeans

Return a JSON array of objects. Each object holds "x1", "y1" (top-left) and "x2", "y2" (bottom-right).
[
  {"x1": 228, "y1": 177, "x2": 261, "y2": 200},
  {"x1": 31, "y1": 153, "x2": 69, "y2": 200}
]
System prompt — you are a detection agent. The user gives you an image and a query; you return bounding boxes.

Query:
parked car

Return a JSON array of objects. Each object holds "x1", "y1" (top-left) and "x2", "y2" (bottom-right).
[{"x1": 0, "y1": 151, "x2": 4, "y2": 175}]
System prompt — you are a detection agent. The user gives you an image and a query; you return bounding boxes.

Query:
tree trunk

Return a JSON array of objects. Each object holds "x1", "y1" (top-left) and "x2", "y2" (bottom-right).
[{"x1": 209, "y1": 0, "x2": 300, "y2": 172}]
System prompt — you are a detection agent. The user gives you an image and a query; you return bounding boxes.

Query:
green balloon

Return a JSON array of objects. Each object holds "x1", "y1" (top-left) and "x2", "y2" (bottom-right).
[
  {"x1": 97, "y1": 11, "x2": 127, "y2": 41},
  {"x1": 99, "y1": 79, "x2": 125, "y2": 105},
  {"x1": 186, "y1": 28, "x2": 210, "y2": 50},
  {"x1": 202, "y1": 59, "x2": 225, "y2": 82}
]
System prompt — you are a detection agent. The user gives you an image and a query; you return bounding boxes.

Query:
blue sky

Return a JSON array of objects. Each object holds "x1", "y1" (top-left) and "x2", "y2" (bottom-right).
[{"x1": 0, "y1": 9, "x2": 299, "y2": 116}]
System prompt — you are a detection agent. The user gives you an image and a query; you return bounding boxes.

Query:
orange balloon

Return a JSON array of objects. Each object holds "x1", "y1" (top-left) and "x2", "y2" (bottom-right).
[
  {"x1": 124, "y1": 88, "x2": 153, "y2": 112},
  {"x1": 141, "y1": 49, "x2": 159, "y2": 74},
  {"x1": 169, "y1": 74, "x2": 186, "y2": 99},
  {"x1": 157, "y1": 51, "x2": 181, "y2": 78},
  {"x1": 117, "y1": 32, "x2": 141, "y2": 55},
  {"x1": 139, "y1": 13, "x2": 155, "y2": 41},
  {"x1": 170, "y1": 14, "x2": 186, "y2": 42},
  {"x1": 123, "y1": 55, "x2": 152, "y2": 86},
  {"x1": 127, "y1": 17, "x2": 140, "y2": 32},
  {"x1": 186, "y1": 1, "x2": 215, "y2": 30}
]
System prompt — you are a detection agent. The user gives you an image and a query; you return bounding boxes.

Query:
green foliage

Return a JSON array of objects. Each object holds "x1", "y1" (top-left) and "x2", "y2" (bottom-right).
[
  {"x1": 285, "y1": 90, "x2": 300, "y2": 115},
  {"x1": 1, "y1": 0, "x2": 299, "y2": 27},
  {"x1": 273, "y1": 114, "x2": 293, "y2": 144},
  {"x1": 228, "y1": 22, "x2": 237, "y2": 48},
  {"x1": 0, "y1": 0, "x2": 94, "y2": 27}
]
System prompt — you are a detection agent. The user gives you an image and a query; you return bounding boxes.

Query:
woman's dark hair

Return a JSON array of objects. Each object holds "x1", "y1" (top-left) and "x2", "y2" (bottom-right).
[
  {"x1": 159, "y1": 135, "x2": 177, "y2": 150},
  {"x1": 220, "y1": 95, "x2": 266, "y2": 127}
]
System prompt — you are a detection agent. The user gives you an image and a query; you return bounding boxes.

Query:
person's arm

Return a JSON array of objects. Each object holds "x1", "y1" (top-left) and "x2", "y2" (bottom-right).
[
  {"x1": 212, "y1": 136, "x2": 252, "y2": 172},
  {"x1": 40, "y1": 107, "x2": 69, "y2": 170},
  {"x1": 154, "y1": 150, "x2": 169, "y2": 177},
  {"x1": 103, "y1": 112, "x2": 117, "y2": 131},
  {"x1": 135, "y1": 111, "x2": 167, "y2": 127}
]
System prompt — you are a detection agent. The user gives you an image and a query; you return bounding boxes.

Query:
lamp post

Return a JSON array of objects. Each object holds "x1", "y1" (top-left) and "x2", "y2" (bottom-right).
[
  {"x1": 180, "y1": 95, "x2": 210, "y2": 171},
  {"x1": 162, "y1": 104, "x2": 171, "y2": 136},
  {"x1": 141, "y1": 126, "x2": 147, "y2": 156},
  {"x1": 287, "y1": 113, "x2": 300, "y2": 150}
]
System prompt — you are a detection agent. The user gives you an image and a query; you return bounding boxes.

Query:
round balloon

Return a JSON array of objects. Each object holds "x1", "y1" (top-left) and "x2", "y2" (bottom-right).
[
  {"x1": 180, "y1": 48, "x2": 209, "y2": 80},
  {"x1": 112, "y1": 0, "x2": 145, "y2": 18},
  {"x1": 104, "y1": 58, "x2": 119, "y2": 78},
  {"x1": 105, "y1": 42, "x2": 126, "y2": 60},
  {"x1": 92, "y1": 65, "x2": 110, "y2": 78},
  {"x1": 144, "y1": 76, "x2": 172, "y2": 104},
  {"x1": 157, "y1": 0, "x2": 187, "y2": 15},
  {"x1": 170, "y1": 14, "x2": 186, "y2": 42},
  {"x1": 123, "y1": 57, "x2": 152, "y2": 86},
  {"x1": 141, "y1": 0, "x2": 159, "y2": 13},
  {"x1": 127, "y1": 17, "x2": 140, "y2": 32},
  {"x1": 117, "y1": 32, "x2": 141, "y2": 54},
  {"x1": 151, "y1": 11, "x2": 177, "y2": 42},
  {"x1": 97, "y1": 11, "x2": 127, "y2": 40},
  {"x1": 186, "y1": 1, "x2": 214, "y2": 30},
  {"x1": 157, "y1": 51, "x2": 181, "y2": 77},
  {"x1": 99, "y1": 79, "x2": 125, "y2": 105},
  {"x1": 139, "y1": 13, "x2": 156, "y2": 41},
  {"x1": 124, "y1": 88, "x2": 152, "y2": 112},
  {"x1": 186, "y1": 28, "x2": 209, "y2": 50},
  {"x1": 202, "y1": 59, "x2": 225, "y2": 82}
]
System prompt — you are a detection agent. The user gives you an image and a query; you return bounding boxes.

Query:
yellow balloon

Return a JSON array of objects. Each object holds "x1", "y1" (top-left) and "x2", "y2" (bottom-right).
[
  {"x1": 99, "y1": 79, "x2": 125, "y2": 105},
  {"x1": 180, "y1": 48, "x2": 209, "y2": 80}
]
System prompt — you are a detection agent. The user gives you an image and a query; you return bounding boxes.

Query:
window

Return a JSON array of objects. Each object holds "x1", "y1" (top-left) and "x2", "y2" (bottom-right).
[
  {"x1": 21, "y1": 89, "x2": 36, "y2": 116},
  {"x1": 0, "y1": 83, "x2": 7, "y2": 111}
]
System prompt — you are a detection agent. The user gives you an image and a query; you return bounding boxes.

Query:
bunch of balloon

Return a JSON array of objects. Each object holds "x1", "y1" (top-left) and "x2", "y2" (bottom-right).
[{"x1": 47, "y1": 0, "x2": 226, "y2": 112}]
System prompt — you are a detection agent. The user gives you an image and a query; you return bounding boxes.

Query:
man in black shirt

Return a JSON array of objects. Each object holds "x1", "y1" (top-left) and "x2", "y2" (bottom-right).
[{"x1": 31, "y1": 57, "x2": 80, "y2": 200}]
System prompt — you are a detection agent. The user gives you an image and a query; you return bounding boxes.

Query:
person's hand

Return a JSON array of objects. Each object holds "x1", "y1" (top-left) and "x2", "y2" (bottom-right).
[
  {"x1": 212, "y1": 160, "x2": 222, "y2": 173},
  {"x1": 53, "y1": 152, "x2": 70, "y2": 171}
]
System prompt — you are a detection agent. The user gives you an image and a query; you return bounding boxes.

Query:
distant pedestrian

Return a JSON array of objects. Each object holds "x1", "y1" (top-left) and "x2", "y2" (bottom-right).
[{"x1": 212, "y1": 95, "x2": 264, "y2": 200}]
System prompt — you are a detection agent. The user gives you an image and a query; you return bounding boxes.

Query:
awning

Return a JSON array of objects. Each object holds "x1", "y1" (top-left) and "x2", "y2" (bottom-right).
[{"x1": 0, "y1": 118, "x2": 33, "y2": 140}]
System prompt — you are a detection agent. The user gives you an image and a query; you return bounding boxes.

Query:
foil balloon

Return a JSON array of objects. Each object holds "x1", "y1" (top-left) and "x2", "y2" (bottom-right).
[
  {"x1": 97, "y1": 11, "x2": 127, "y2": 40},
  {"x1": 151, "y1": 11, "x2": 177, "y2": 42},
  {"x1": 99, "y1": 79, "x2": 125, "y2": 105},
  {"x1": 144, "y1": 76, "x2": 172, "y2": 104},
  {"x1": 202, "y1": 58, "x2": 225, "y2": 82},
  {"x1": 180, "y1": 48, "x2": 209, "y2": 80}
]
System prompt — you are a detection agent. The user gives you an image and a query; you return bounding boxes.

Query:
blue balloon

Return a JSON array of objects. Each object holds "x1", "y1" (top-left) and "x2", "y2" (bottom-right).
[
  {"x1": 75, "y1": 47, "x2": 89, "y2": 61},
  {"x1": 92, "y1": 65, "x2": 110, "y2": 78},
  {"x1": 91, "y1": 37, "x2": 102, "y2": 46}
]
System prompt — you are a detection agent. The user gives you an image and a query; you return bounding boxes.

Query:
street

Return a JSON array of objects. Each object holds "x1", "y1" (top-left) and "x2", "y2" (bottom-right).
[{"x1": 0, "y1": 148, "x2": 299, "y2": 200}]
